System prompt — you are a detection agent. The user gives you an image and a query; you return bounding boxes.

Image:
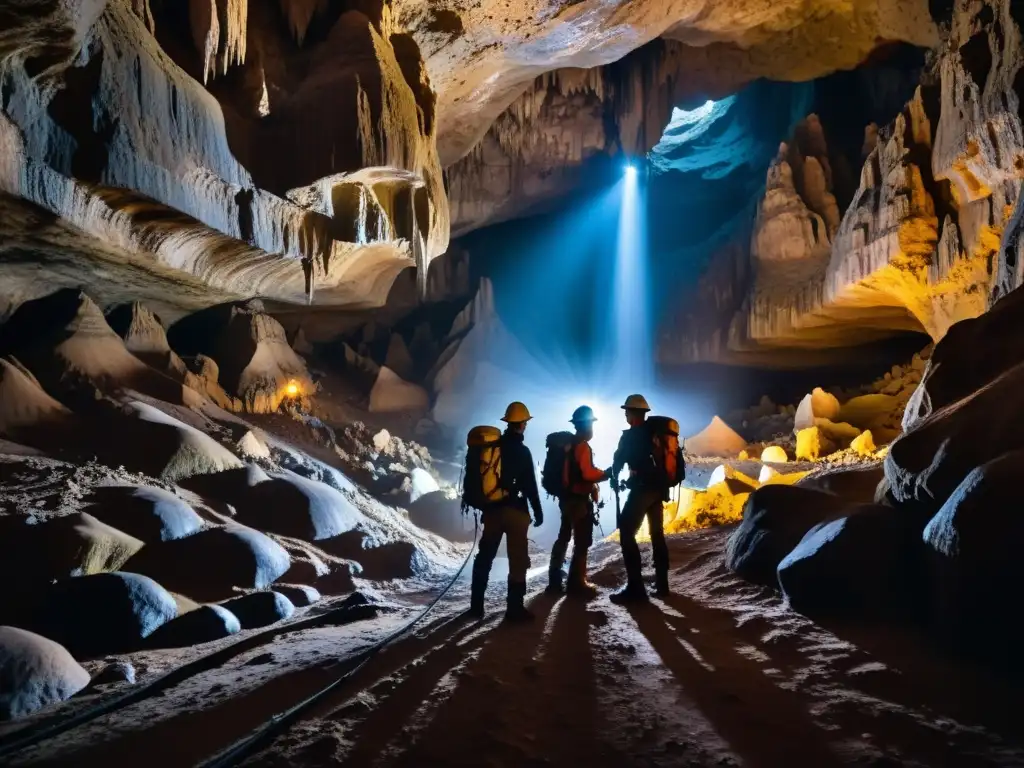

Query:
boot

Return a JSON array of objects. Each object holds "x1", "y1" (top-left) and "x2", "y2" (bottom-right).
[
  {"x1": 565, "y1": 548, "x2": 597, "y2": 599},
  {"x1": 504, "y1": 582, "x2": 534, "y2": 622},
  {"x1": 653, "y1": 569, "x2": 670, "y2": 597},
  {"x1": 610, "y1": 581, "x2": 648, "y2": 604},
  {"x1": 467, "y1": 555, "x2": 489, "y2": 619},
  {"x1": 545, "y1": 567, "x2": 565, "y2": 596}
]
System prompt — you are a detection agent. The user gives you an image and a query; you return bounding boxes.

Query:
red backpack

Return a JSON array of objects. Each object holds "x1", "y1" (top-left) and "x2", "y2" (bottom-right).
[{"x1": 647, "y1": 416, "x2": 684, "y2": 488}]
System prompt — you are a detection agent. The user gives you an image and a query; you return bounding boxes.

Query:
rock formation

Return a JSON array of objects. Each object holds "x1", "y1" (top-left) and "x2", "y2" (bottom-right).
[
  {"x1": 0, "y1": 0, "x2": 941, "y2": 316},
  {"x1": 666, "y1": 0, "x2": 1022, "y2": 365}
]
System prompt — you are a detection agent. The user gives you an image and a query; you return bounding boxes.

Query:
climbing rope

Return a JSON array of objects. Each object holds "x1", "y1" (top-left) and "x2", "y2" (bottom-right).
[
  {"x1": 0, "y1": 518, "x2": 480, "y2": 765},
  {"x1": 197, "y1": 513, "x2": 480, "y2": 768}
]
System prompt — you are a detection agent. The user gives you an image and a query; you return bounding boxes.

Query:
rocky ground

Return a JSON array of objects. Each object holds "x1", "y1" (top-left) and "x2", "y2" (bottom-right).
[
  {"x1": 3, "y1": 530, "x2": 1021, "y2": 767},
  {"x1": 1, "y1": 261, "x2": 1023, "y2": 767}
]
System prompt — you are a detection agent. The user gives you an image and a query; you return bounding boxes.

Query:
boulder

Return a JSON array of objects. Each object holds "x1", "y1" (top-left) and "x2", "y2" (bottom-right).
[
  {"x1": 181, "y1": 463, "x2": 271, "y2": 508},
  {"x1": 814, "y1": 418, "x2": 862, "y2": 446},
  {"x1": 886, "y1": 360, "x2": 1024, "y2": 515},
  {"x1": 793, "y1": 388, "x2": 841, "y2": 431},
  {"x1": 146, "y1": 605, "x2": 242, "y2": 648},
  {"x1": 837, "y1": 393, "x2": 900, "y2": 431},
  {"x1": 683, "y1": 416, "x2": 747, "y2": 457},
  {"x1": 922, "y1": 451, "x2": 1024, "y2": 657},
  {"x1": 795, "y1": 426, "x2": 834, "y2": 460},
  {"x1": 408, "y1": 468, "x2": 440, "y2": 503},
  {"x1": 91, "y1": 660, "x2": 136, "y2": 686},
  {"x1": 725, "y1": 485, "x2": 852, "y2": 585},
  {"x1": 85, "y1": 486, "x2": 204, "y2": 543},
  {"x1": 760, "y1": 445, "x2": 788, "y2": 463},
  {"x1": 777, "y1": 504, "x2": 928, "y2": 619},
  {"x1": 903, "y1": 286, "x2": 1024, "y2": 431},
  {"x1": 122, "y1": 525, "x2": 291, "y2": 602},
  {"x1": 221, "y1": 592, "x2": 295, "y2": 629},
  {"x1": 273, "y1": 584, "x2": 321, "y2": 607},
  {"x1": 795, "y1": 464, "x2": 885, "y2": 505},
  {"x1": 234, "y1": 474, "x2": 363, "y2": 541},
  {"x1": 0, "y1": 626, "x2": 90, "y2": 720},
  {"x1": 122, "y1": 401, "x2": 243, "y2": 483},
  {"x1": 407, "y1": 491, "x2": 476, "y2": 542},
  {"x1": 850, "y1": 430, "x2": 877, "y2": 456},
  {"x1": 34, "y1": 572, "x2": 178, "y2": 658},
  {"x1": 0, "y1": 512, "x2": 145, "y2": 589}
]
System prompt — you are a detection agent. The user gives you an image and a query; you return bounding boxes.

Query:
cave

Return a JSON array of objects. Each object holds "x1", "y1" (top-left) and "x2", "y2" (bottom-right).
[{"x1": 0, "y1": 1, "x2": 1023, "y2": 765}]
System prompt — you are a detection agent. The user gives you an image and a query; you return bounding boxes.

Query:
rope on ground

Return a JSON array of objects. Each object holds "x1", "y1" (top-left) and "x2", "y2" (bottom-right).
[
  {"x1": 197, "y1": 514, "x2": 480, "y2": 768},
  {"x1": 0, "y1": 600, "x2": 377, "y2": 761}
]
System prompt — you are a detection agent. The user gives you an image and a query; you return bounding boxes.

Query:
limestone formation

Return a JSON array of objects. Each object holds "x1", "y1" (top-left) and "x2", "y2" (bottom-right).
[
  {"x1": 84, "y1": 486, "x2": 204, "y2": 543},
  {"x1": 725, "y1": 484, "x2": 852, "y2": 585},
  {"x1": 922, "y1": 451, "x2": 1024, "y2": 655},
  {"x1": 107, "y1": 302, "x2": 188, "y2": 379},
  {"x1": 122, "y1": 524, "x2": 291, "y2": 602},
  {"x1": 123, "y1": 401, "x2": 244, "y2": 482},
  {"x1": 777, "y1": 503, "x2": 927, "y2": 619},
  {"x1": 234, "y1": 474, "x2": 363, "y2": 542},
  {"x1": 0, "y1": 290, "x2": 183, "y2": 405},
  {"x1": 666, "y1": 0, "x2": 1023, "y2": 365},
  {"x1": 369, "y1": 367, "x2": 430, "y2": 415},
  {"x1": 221, "y1": 591, "x2": 295, "y2": 629},
  {"x1": 34, "y1": 572, "x2": 179, "y2": 658},
  {"x1": 683, "y1": 417, "x2": 747, "y2": 457},
  {"x1": 146, "y1": 604, "x2": 242, "y2": 648},
  {"x1": 0, "y1": 512, "x2": 145, "y2": 589},
  {"x1": 190, "y1": 301, "x2": 314, "y2": 413},
  {"x1": 0, "y1": 626, "x2": 90, "y2": 720}
]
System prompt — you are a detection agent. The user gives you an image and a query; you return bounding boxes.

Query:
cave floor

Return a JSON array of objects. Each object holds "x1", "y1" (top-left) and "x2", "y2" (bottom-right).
[{"x1": 6, "y1": 528, "x2": 1021, "y2": 767}]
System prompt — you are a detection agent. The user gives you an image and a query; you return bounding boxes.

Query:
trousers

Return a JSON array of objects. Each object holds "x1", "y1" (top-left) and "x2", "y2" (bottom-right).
[
  {"x1": 618, "y1": 488, "x2": 668, "y2": 586},
  {"x1": 473, "y1": 504, "x2": 531, "y2": 588},
  {"x1": 549, "y1": 495, "x2": 594, "y2": 585}
]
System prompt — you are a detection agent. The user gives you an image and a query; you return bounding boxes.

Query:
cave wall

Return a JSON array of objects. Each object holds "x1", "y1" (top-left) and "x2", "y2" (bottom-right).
[
  {"x1": 0, "y1": 0, "x2": 941, "y2": 315},
  {"x1": 0, "y1": 0, "x2": 447, "y2": 309},
  {"x1": 664, "y1": 0, "x2": 1023, "y2": 366}
]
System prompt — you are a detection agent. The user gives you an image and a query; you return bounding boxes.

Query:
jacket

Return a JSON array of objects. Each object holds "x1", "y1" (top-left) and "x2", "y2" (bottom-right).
[
  {"x1": 499, "y1": 431, "x2": 543, "y2": 518},
  {"x1": 564, "y1": 438, "x2": 606, "y2": 497}
]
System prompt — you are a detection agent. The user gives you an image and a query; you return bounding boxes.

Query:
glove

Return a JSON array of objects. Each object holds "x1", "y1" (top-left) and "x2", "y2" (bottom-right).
[
  {"x1": 533, "y1": 511, "x2": 544, "y2": 528},
  {"x1": 603, "y1": 467, "x2": 616, "y2": 481}
]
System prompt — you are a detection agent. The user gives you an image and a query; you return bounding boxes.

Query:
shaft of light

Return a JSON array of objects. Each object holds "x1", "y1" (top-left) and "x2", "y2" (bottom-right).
[{"x1": 612, "y1": 165, "x2": 652, "y2": 389}]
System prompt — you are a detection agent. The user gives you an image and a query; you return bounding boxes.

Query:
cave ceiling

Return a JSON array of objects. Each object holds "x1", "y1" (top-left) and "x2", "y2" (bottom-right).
[{"x1": 0, "y1": 0, "x2": 938, "y2": 312}]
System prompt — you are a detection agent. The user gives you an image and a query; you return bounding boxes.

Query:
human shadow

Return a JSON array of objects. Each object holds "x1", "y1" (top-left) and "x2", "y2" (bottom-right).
[
  {"x1": 627, "y1": 597, "x2": 845, "y2": 768},
  {"x1": 342, "y1": 595, "x2": 558, "y2": 767}
]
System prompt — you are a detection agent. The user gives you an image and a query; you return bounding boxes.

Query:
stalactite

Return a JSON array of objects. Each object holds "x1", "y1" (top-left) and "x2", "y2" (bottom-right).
[{"x1": 189, "y1": 0, "x2": 247, "y2": 83}]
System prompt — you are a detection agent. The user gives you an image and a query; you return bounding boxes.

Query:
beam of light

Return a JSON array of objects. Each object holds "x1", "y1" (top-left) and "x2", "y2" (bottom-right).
[{"x1": 610, "y1": 158, "x2": 653, "y2": 390}]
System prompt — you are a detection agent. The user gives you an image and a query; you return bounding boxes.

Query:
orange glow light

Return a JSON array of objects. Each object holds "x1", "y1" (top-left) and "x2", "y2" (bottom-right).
[{"x1": 285, "y1": 381, "x2": 300, "y2": 397}]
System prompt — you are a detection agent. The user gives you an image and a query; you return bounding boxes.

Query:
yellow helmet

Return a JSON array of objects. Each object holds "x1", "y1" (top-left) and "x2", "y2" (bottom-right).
[
  {"x1": 621, "y1": 394, "x2": 651, "y2": 411},
  {"x1": 501, "y1": 401, "x2": 532, "y2": 423}
]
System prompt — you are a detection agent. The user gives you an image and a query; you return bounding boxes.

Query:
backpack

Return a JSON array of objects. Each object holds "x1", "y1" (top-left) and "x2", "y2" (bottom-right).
[
  {"x1": 461, "y1": 426, "x2": 509, "y2": 512},
  {"x1": 647, "y1": 416, "x2": 684, "y2": 488},
  {"x1": 541, "y1": 431, "x2": 575, "y2": 498}
]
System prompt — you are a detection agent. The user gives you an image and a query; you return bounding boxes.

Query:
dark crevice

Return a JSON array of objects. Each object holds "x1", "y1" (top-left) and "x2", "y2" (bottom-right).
[
  {"x1": 390, "y1": 33, "x2": 436, "y2": 136},
  {"x1": 46, "y1": 50, "x2": 114, "y2": 182},
  {"x1": 959, "y1": 31, "x2": 993, "y2": 90},
  {"x1": 235, "y1": 188, "x2": 255, "y2": 245}
]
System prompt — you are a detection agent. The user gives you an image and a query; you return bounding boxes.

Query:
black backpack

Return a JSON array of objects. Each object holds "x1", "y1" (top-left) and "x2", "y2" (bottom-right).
[{"x1": 541, "y1": 431, "x2": 575, "y2": 498}]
